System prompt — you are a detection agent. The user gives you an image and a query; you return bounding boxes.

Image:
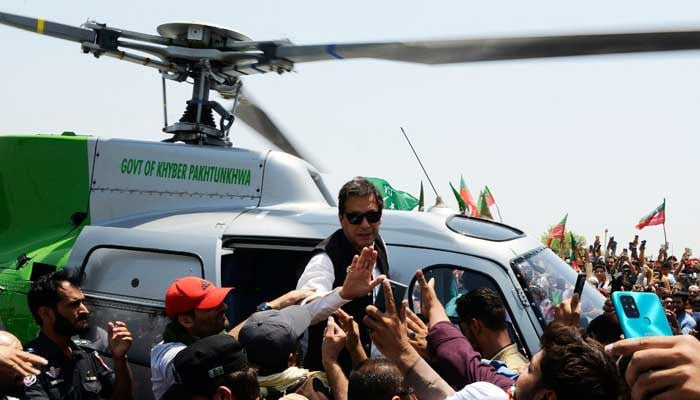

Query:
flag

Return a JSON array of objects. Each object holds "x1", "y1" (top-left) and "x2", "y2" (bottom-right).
[
  {"x1": 569, "y1": 232, "x2": 579, "y2": 271},
  {"x1": 636, "y1": 200, "x2": 666, "y2": 230},
  {"x1": 477, "y1": 190, "x2": 494, "y2": 220},
  {"x1": 546, "y1": 214, "x2": 568, "y2": 247},
  {"x1": 450, "y1": 182, "x2": 467, "y2": 213},
  {"x1": 418, "y1": 181, "x2": 425, "y2": 212},
  {"x1": 367, "y1": 177, "x2": 419, "y2": 211},
  {"x1": 459, "y1": 175, "x2": 479, "y2": 217},
  {"x1": 484, "y1": 185, "x2": 496, "y2": 207}
]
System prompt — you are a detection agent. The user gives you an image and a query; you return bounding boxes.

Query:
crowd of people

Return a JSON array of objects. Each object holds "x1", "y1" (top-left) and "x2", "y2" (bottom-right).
[
  {"x1": 564, "y1": 234, "x2": 700, "y2": 338},
  {"x1": 1, "y1": 177, "x2": 699, "y2": 400}
]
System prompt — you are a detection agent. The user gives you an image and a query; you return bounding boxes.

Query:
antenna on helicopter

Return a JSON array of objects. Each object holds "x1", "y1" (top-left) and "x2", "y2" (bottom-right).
[{"x1": 400, "y1": 127, "x2": 450, "y2": 212}]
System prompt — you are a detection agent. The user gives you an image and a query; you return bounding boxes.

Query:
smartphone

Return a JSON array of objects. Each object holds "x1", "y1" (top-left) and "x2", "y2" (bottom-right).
[
  {"x1": 375, "y1": 279, "x2": 408, "y2": 313},
  {"x1": 611, "y1": 292, "x2": 672, "y2": 338},
  {"x1": 573, "y1": 273, "x2": 586, "y2": 298}
]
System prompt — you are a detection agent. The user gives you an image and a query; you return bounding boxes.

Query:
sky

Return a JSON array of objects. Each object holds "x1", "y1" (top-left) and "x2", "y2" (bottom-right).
[{"x1": 2, "y1": 1, "x2": 700, "y2": 255}]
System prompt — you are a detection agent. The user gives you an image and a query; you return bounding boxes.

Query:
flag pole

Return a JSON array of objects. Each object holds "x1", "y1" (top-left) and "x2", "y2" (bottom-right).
[
  {"x1": 495, "y1": 203, "x2": 503, "y2": 223},
  {"x1": 662, "y1": 198, "x2": 668, "y2": 248},
  {"x1": 400, "y1": 127, "x2": 438, "y2": 197}
]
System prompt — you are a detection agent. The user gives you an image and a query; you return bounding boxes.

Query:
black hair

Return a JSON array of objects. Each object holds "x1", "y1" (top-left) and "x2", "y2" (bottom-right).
[
  {"x1": 27, "y1": 268, "x2": 82, "y2": 327},
  {"x1": 672, "y1": 291, "x2": 688, "y2": 301},
  {"x1": 539, "y1": 323, "x2": 623, "y2": 400},
  {"x1": 338, "y1": 177, "x2": 384, "y2": 215},
  {"x1": 455, "y1": 288, "x2": 507, "y2": 331},
  {"x1": 348, "y1": 358, "x2": 408, "y2": 400},
  {"x1": 203, "y1": 367, "x2": 259, "y2": 400}
]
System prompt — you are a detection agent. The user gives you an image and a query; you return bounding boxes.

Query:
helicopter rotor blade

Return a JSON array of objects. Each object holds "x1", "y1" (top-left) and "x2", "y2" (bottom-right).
[
  {"x1": 234, "y1": 89, "x2": 320, "y2": 169},
  {"x1": 0, "y1": 11, "x2": 96, "y2": 43},
  {"x1": 275, "y1": 30, "x2": 700, "y2": 65}
]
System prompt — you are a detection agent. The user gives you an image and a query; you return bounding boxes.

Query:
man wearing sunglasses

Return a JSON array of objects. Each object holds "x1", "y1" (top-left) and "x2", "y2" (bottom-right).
[{"x1": 297, "y1": 177, "x2": 390, "y2": 374}]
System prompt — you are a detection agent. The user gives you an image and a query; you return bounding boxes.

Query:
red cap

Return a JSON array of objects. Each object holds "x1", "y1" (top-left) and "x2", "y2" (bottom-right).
[{"x1": 165, "y1": 277, "x2": 233, "y2": 318}]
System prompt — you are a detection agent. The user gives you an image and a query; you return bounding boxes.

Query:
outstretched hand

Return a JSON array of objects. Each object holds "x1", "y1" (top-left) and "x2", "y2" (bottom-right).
[
  {"x1": 269, "y1": 288, "x2": 316, "y2": 309},
  {"x1": 416, "y1": 270, "x2": 449, "y2": 328},
  {"x1": 340, "y1": 247, "x2": 385, "y2": 300},
  {"x1": 0, "y1": 345, "x2": 47, "y2": 378}
]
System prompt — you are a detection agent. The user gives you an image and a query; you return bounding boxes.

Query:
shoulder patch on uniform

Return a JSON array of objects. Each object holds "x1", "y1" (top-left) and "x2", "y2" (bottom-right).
[
  {"x1": 23, "y1": 374, "x2": 37, "y2": 386},
  {"x1": 45, "y1": 366, "x2": 61, "y2": 378}
]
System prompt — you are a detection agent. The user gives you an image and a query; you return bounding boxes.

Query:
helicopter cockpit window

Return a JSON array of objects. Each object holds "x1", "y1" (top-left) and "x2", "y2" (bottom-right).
[
  {"x1": 408, "y1": 265, "x2": 528, "y2": 358},
  {"x1": 511, "y1": 247, "x2": 605, "y2": 328},
  {"x1": 446, "y1": 215, "x2": 524, "y2": 241}
]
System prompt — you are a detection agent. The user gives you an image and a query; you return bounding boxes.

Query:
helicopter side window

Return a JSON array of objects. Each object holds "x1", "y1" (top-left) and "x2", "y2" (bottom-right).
[
  {"x1": 79, "y1": 247, "x2": 205, "y2": 400},
  {"x1": 220, "y1": 240, "x2": 316, "y2": 327},
  {"x1": 408, "y1": 265, "x2": 529, "y2": 358}
]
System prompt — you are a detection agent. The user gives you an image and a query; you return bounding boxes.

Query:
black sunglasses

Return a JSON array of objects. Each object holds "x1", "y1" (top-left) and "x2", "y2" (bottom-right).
[{"x1": 344, "y1": 210, "x2": 382, "y2": 225}]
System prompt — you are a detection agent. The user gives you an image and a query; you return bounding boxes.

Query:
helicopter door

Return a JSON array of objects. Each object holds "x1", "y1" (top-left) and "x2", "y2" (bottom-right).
[{"x1": 66, "y1": 226, "x2": 223, "y2": 400}]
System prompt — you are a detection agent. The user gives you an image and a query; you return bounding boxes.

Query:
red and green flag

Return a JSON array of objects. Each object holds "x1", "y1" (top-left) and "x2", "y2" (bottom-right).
[
  {"x1": 477, "y1": 189, "x2": 494, "y2": 220},
  {"x1": 546, "y1": 214, "x2": 568, "y2": 247},
  {"x1": 636, "y1": 200, "x2": 666, "y2": 230},
  {"x1": 569, "y1": 232, "x2": 579, "y2": 271},
  {"x1": 459, "y1": 175, "x2": 479, "y2": 217},
  {"x1": 367, "y1": 177, "x2": 419, "y2": 211},
  {"x1": 450, "y1": 182, "x2": 467, "y2": 214},
  {"x1": 484, "y1": 185, "x2": 496, "y2": 207}
]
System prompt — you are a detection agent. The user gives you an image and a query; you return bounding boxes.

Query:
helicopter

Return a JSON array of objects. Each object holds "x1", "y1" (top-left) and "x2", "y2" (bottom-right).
[{"x1": 2, "y1": 9, "x2": 700, "y2": 399}]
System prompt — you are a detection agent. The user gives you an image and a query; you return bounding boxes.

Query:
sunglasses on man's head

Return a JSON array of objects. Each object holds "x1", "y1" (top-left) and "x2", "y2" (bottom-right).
[{"x1": 344, "y1": 210, "x2": 382, "y2": 225}]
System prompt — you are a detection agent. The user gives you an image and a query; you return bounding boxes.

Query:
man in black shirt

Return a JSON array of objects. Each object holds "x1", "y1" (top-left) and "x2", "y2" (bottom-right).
[{"x1": 23, "y1": 269, "x2": 133, "y2": 400}]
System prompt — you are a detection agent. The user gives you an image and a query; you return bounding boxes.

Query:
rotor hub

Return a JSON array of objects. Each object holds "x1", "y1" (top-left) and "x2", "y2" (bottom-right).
[{"x1": 157, "y1": 22, "x2": 252, "y2": 48}]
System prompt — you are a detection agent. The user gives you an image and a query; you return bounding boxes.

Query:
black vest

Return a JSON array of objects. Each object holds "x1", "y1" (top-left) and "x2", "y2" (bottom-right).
[{"x1": 304, "y1": 229, "x2": 389, "y2": 374}]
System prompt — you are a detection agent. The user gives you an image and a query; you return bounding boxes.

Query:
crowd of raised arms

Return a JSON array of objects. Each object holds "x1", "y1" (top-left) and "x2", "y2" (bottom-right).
[{"x1": 1, "y1": 177, "x2": 699, "y2": 400}]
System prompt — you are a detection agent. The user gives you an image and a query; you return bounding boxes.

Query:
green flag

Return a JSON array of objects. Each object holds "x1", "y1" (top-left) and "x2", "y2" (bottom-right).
[
  {"x1": 418, "y1": 181, "x2": 425, "y2": 212},
  {"x1": 450, "y1": 182, "x2": 467, "y2": 213},
  {"x1": 367, "y1": 177, "x2": 419, "y2": 211}
]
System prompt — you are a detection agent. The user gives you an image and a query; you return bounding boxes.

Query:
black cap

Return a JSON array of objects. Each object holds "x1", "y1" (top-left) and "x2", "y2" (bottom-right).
[
  {"x1": 238, "y1": 305, "x2": 312, "y2": 375},
  {"x1": 173, "y1": 334, "x2": 249, "y2": 392}
]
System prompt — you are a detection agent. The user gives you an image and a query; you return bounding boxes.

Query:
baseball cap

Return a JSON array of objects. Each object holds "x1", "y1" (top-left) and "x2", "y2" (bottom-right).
[
  {"x1": 165, "y1": 277, "x2": 233, "y2": 318},
  {"x1": 238, "y1": 305, "x2": 312, "y2": 375},
  {"x1": 173, "y1": 334, "x2": 249, "y2": 392}
]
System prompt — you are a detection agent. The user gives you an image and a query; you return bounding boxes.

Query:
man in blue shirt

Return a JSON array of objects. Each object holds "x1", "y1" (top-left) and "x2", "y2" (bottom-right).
[{"x1": 673, "y1": 292, "x2": 697, "y2": 335}]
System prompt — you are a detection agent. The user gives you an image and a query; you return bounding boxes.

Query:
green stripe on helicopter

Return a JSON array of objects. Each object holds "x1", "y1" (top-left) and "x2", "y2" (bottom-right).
[{"x1": 0, "y1": 134, "x2": 91, "y2": 270}]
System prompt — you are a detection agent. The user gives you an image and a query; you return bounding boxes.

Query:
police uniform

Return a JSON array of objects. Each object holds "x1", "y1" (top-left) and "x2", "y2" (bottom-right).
[{"x1": 23, "y1": 333, "x2": 115, "y2": 400}]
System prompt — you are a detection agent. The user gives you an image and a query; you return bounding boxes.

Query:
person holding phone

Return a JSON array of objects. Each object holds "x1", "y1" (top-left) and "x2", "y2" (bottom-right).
[
  {"x1": 606, "y1": 335, "x2": 700, "y2": 399},
  {"x1": 296, "y1": 177, "x2": 390, "y2": 373}
]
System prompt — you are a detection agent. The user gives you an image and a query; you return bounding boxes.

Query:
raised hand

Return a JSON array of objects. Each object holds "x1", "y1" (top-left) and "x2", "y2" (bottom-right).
[
  {"x1": 364, "y1": 280, "x2": 412, "y2": 365},
  {"x1": 416, "y1": 270, "x2": 449, "y2": 328},
  {"x1": 339, "y1": 247, "x2": 385, "y2": 300},
  {"x1": 322, "y1": 316, "x2": 347, "y2": 366},
  {"x1": 606, "y1": 335, "x2": 700, "y2": 400},
  {"x1": 554, "y1": 293, "x2": 580, "y2": 327},
  {"x1": 405, "y1": 306, "x2": 430, "y2": 361},
  {"x1": 108, "y1": 321, "x2": 133, "y2": 360}
]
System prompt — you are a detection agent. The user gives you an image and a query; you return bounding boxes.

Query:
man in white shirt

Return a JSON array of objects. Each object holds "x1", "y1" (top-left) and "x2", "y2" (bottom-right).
[{"x1": 297, "y1": 177, "x2": 388, "y2": 373}]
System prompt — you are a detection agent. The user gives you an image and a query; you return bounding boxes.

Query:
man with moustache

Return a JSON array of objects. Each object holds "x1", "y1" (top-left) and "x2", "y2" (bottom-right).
[{"x1": 24, "y1": 269, "x2": 134, "y2": 399}]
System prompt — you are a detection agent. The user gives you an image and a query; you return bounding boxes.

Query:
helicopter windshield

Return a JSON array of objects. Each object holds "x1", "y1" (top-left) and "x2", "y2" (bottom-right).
[{"x1": 512, "y1": 247, "x2": 605, "y2": 329}]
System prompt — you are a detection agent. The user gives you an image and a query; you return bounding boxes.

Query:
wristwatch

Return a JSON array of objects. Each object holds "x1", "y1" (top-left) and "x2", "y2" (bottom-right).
[{"x1": 255, "y1": 302, "x2": 273, "y2": 312}]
